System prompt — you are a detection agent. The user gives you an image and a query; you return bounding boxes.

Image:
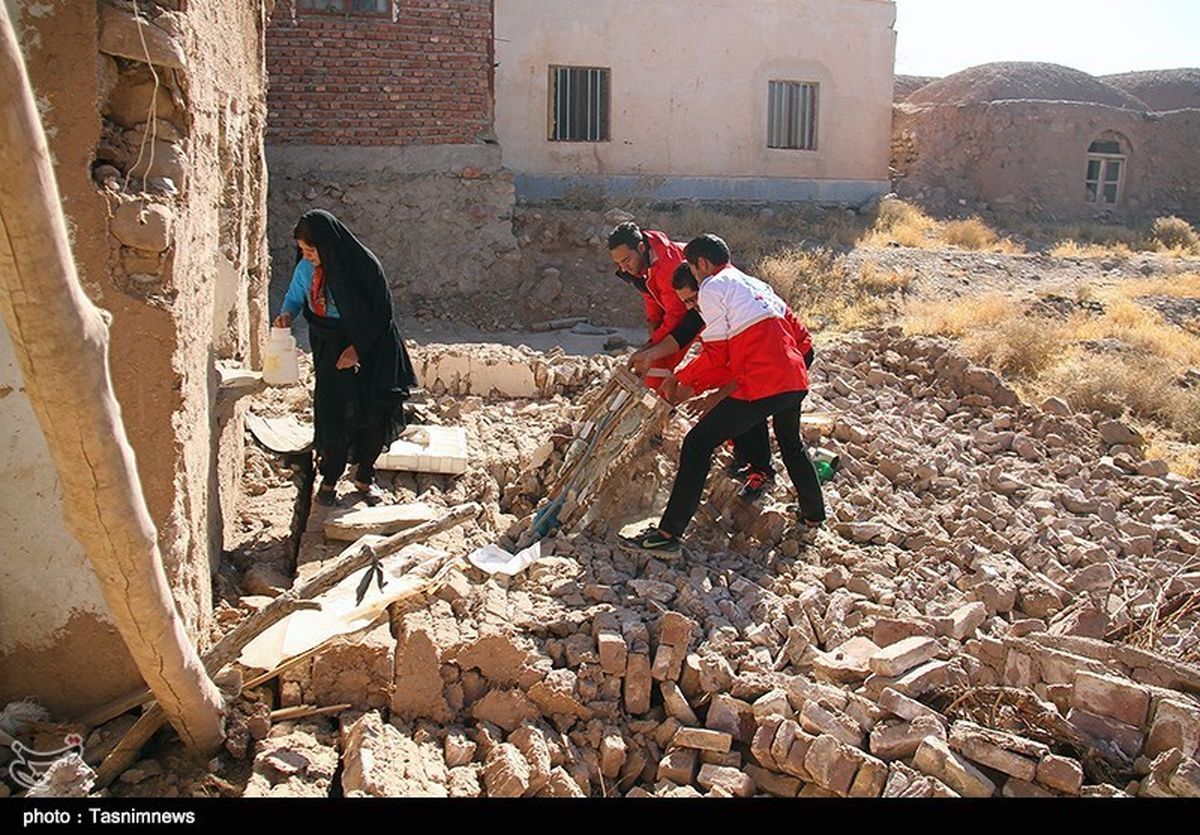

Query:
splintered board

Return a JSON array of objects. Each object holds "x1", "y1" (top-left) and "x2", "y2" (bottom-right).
[
  {"x1": 527, "y1": 367, "x2": 671, "y2": 541},
  {"x1": 376, "y1": 425, "x2": 468, "y2": 475}
]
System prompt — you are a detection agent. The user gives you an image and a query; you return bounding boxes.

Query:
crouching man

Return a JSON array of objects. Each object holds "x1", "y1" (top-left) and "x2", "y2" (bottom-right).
[{"x1": 622, "y1": 234, "x2": 826, "y2": 553}]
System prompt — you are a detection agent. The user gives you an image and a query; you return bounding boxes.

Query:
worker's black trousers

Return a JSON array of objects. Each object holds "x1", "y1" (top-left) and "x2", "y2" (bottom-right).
[
  {"x1": 658, "y1": 389, "x2": 827, "y2": 537},
  {"x1": 730, "y1": 347, "x2": 815, "y2": 475}
]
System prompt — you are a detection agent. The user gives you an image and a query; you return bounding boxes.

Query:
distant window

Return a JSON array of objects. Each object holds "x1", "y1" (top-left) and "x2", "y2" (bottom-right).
[
  {"x1": 549, "y1": 66, "x2": 610, "y2": 142},
  {"x1": 1086, "y1": 138, "x2": 1125, "y2": 205},
  {"x1": 768, "y1": 81, "x2": 818, "y2": 151},
  {"x1": 297, "y1": 0, "x2": 390, "y2": 15}
]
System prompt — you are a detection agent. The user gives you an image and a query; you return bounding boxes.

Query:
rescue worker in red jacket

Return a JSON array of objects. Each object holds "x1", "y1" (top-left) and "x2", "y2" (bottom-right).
[
  {"x1": 669, "y1": 264, "x2": 817, "y2": 503},
  {"x1": 622, "y1": 234, "x2": 826, "y2": 553},
  {"x1": 608, "y1": 222, "x2": 769, "y2": 499},
  {"x1": 607, "y1": 222, "x2": 700, "y2": 390}
]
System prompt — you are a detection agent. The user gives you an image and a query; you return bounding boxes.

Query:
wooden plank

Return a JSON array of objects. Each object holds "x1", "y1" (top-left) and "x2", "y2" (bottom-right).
[{"x1": 323, "y1": 503, "x2": 440, "y2": 541}]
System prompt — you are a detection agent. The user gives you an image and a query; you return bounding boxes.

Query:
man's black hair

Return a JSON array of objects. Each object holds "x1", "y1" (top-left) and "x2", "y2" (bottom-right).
[
  {"x1": 607, "y1": 221, "x2": 644, "y2": 251},
  {"x1": 683, "y1": 234, "x2": 731, "y2": 266},
  {"x1": 671, "y1": 262, "x2": 698, "y2": 291}
]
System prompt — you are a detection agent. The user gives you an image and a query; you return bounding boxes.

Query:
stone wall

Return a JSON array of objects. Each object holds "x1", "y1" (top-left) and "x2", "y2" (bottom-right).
[
  {"x1": 892, "y1": 100, "x2": 1200, "y2": 223},
  {"x1": 0, "y1": 0, "x2": 269, "y2": 715},
  {"x1": 265, "y1": 144, "x2": 519, "y2": 311}
]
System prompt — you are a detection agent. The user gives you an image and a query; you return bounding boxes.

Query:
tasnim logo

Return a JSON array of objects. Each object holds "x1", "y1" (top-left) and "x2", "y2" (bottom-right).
[{"x1": 8, "y1": 734, "x2": 85, "y2": 789}]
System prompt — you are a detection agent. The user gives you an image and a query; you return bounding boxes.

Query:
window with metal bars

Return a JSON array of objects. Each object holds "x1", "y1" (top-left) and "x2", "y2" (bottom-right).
[
  {"x1": 297, "y1": 0, "x2": 390, "y2": 16},
  {"x1": 767, "y1": 80, "x2": 818, "y2": 151},
  {"x1": 549, "y1": 66, "x2": 610, "y2": 142}
]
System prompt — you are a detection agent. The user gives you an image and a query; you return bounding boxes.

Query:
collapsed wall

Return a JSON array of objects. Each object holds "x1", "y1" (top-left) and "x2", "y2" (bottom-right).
[
  {"x1": 115, "y1": 334, "x2": 1199, "y2": 799},
  {"x1": 0, "y1": 0, "x2": 269, "y2": 714}
]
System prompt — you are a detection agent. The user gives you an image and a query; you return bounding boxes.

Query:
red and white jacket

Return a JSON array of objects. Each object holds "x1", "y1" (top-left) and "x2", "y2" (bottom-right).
[
  {"x1": 676, "y1": 265, "x2": 810, "y2": 401},
  {"x1": 639, "y1": 230, "x2": 689, "y2": 346}
]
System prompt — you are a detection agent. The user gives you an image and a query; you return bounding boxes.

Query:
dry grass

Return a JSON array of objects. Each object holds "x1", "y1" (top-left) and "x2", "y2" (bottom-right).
[
  {"x1": 861, "y1": 199, "x2": 938, "y2": 248},
  {"x1": 1069, "y1": 299, "x2": 1200, "y2": 368},
  {"x1": 942, "y1": 217, "x2": 999, "y2": 250},
  {"x1": 667, "y1": 205, "x2": 776, "y2": 263},
  {"x1": 903, "y1": 278, "x2": 1200, "y2": 454},
  {"x1": 903, "y1": 293, "x2": 1066, "y2": 380},
  {"x1": 754, "y1": 249, "x2": 908, "y2": 333},
  {"x1": 1116, "y1": 272, "x2": 1200, "y2": 298},
  {"x1": 858, "y1": 261, "x2": 916, "y2": 296},
  {"x1": 1049, "y1": 239, "x2": 1136, "y2": 259},
  {"x1": 1036, "y1": 352, "x2": 1200, "y2": 443},
  {"x1": 861, "y1": 200, "x2": 1023, "y2": 253},
  {"x1": 1029, "y1": 216, "x2": 1200, "y2": 258}
]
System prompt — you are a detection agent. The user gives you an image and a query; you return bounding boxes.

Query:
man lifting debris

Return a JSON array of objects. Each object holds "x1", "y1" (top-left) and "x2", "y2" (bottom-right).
[
  {"x1": 621, "y1": 234, "x2": 827, "y2": 553},
  {"x1": 607, "y1": 221, "x2": 775, "y2": 501}
]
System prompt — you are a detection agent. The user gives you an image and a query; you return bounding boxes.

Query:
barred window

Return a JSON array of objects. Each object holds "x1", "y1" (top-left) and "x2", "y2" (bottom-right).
[
  {"x1": 767, "y1": 80, "x2": 818, "y2": 151},
  {"x1": 297, "y1": 0, "x2": 390, "y2": 15},
  {"x1": 549, "y1": 66, "x2": 610, "y2": 142}
]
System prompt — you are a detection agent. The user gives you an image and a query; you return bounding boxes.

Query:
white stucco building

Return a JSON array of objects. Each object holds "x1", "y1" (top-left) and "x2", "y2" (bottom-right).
[{"x1": 495, "y1": 0, "x2": 897, "y2": 204}]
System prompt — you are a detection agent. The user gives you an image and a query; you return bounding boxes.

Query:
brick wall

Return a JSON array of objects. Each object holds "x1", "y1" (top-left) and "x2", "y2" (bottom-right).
[{"x1": 266, "y1": 0, "x2": 493, "y2": 146}]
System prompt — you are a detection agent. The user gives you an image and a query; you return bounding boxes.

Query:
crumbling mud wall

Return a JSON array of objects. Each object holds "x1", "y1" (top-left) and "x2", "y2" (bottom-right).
[
  {"x1": 197, "y1": 334, "x2": 1200, "y2": 799},
  {"x1": 892, "y1": 100, "x2": 1200, "y2": 222},
  {"x1": 264, "y1": 2, "x2": 520, "y2": 311},
  {"x1": 0, "y1": 0, "x2": 269, "y2": 715}
]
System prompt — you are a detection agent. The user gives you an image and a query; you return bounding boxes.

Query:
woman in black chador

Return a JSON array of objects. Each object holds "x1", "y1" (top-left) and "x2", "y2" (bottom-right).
[{"x1": 275, "y1": 209, "x2": 417, "y2": 506}]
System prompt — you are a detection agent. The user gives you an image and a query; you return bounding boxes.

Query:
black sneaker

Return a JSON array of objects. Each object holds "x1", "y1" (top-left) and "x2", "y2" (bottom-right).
[
  {"x1": 314, "y1": 486, "x2": 337, "y2": 506},
  {"x1": 725, "y1": 458, "x2": 750, "y2": 478},
  {"x1": 619, "y1": 526, "x2": 681, "y2": 553},
  {"x1": 737, "y1": 469, "x2": 773, "y2": 503}
]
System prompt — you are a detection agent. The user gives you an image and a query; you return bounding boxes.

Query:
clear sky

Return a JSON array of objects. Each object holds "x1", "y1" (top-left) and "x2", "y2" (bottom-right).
[{"x1": 895, "y1": 0, "x2": 1200, "y2": 78}]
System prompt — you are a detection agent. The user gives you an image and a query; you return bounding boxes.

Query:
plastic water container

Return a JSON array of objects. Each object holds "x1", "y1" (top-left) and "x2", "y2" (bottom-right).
[{"x1": 263, "y1": 327, "x2": 299, "y2": 386}]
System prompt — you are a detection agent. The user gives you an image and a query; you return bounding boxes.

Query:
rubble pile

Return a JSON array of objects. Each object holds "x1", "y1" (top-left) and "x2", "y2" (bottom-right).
[{"x1": 19, "y1": 330, "x2": 1197, "y2": 799}]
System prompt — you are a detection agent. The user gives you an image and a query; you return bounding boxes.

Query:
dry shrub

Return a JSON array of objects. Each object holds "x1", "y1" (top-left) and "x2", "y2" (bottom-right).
[
  {"x1": 902, "y1": 294, "x2": 1063, "y2": 380},
  {"x1": 942, "y1": 217, "x2": 998, "y2": 250},
  {"x1": 756, "y1": 247, "x2": 896, "y2": 332},
  {"x1": 858, "y1": 262, "x2": 915, "y2": 296},
  {"x1": 863, "y1": 198, "x2": 937, "y2": 248},
  {"x1": 1040, "y1": 353, "x2": 1200, "y2": 443},
  {"x1": 1148, "y1": 216, "x2": 1200, "y2": 253}
]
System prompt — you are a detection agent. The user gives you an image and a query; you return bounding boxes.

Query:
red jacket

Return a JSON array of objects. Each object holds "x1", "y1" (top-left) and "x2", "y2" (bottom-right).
[
  {"x1": 676, "y1": 265, "x2": 810, "y2": 400},
  {"x1": 785, "y1": 306, "x2": 813, "y2": 358},
  {"x1": 639, "y1": 230, "x2": 689, "y2": 346}
]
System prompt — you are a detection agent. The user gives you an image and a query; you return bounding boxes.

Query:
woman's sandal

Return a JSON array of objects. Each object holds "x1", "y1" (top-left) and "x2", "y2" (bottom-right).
[{"x1": 355, "y1": 482, "x2": 385, "y2": 507}]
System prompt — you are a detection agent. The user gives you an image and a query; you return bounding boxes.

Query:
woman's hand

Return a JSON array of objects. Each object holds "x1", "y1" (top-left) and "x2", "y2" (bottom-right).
[
  {"x1": 274, "y1": 312, "x2": 293, "y2": 328},
  {"x1": 336, "y1": 345, "x2": 360, "y2": 370}
]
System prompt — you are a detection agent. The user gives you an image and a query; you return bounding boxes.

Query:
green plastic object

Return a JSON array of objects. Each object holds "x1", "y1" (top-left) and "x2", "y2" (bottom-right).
[{"x1": 815, "y1": 460, "x2": 836, "y2": 483}]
